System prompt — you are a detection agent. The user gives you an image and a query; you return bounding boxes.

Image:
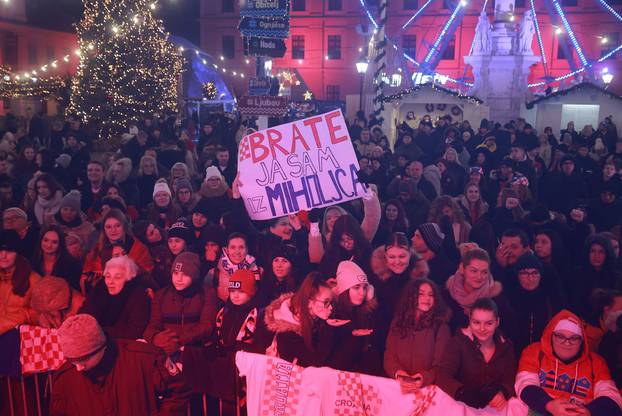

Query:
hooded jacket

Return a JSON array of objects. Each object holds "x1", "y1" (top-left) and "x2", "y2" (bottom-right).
[
  {"x1": 515, "y1": 310, "x2": 622, "y2": 413},
  {"x1": 263, "y1": 293, "x2": 333, "y2": 367}
]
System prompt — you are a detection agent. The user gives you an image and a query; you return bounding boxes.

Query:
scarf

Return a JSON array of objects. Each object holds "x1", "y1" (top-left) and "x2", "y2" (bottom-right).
[
  {"x1": 218, "y1": 250, "x2": 261, "y2": 280},
  {"x1": 215, "y1": 304, "x2": 258, "y2": 345},
  {"x1": 446, "y1": 271, "x2": 502, "y2": 315},
  {"x1": 34, "y1": 190, "x2": 63, "y2": 225}
]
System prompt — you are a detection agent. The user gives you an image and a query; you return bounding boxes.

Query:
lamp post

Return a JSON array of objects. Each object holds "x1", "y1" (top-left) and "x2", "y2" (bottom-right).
[{"x1": 356, "y1": 57, "x2": 369, "y2": 112}]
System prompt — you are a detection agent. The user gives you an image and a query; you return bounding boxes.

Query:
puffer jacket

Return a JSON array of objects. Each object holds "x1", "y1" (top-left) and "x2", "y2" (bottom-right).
[{"x1": 263, "y1": 293, "x2": 333, "y2": 367}]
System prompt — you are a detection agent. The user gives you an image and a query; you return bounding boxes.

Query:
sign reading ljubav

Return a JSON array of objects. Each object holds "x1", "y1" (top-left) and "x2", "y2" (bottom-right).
[{"x1": 237, "y1": 110, "x2": 369, "y2": 220}]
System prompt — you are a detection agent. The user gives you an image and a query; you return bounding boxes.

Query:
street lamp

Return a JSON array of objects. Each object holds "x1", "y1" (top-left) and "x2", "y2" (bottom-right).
[
  {"x1": 602, "y1": 67, "x2": 614, "y2": 87},
  {"x1": 356, "y1": 57, "x2": 369, "y2": 112}
]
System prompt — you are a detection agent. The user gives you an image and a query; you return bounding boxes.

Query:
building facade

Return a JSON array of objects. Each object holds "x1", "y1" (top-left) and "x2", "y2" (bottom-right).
[
  {"x1": 201, "y1": 0, "x2": 621, "y2": 103},
  {"x1": 0, "y1": 0, "x2": 78, "y2": 115}
]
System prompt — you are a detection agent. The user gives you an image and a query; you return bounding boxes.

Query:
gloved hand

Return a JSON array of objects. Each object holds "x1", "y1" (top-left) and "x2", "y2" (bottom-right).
[
  {"x1": 153, "y1": 329, "x2": 180, "y2": 355},
  {"x1": 308, "y1": 208, "x2": 322, "y2": 224}
]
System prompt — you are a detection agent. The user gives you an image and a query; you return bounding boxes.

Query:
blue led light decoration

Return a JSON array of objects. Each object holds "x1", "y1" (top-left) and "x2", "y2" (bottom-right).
[
  {"x1": 530, "y1": 0, "x2": 548, "y2": 76},
  {"x1": 550, "y1": 0, "x2": 589, "y2": 67},
  {"x1": 597, "y1": 0, "x2": 622, "y2": 22},
  {"x1": 402, "y1": 0, "x2": 436, "y2": 30},
  {"x1": 422, "y1": 0, "x2": 466, "y2": 68}
]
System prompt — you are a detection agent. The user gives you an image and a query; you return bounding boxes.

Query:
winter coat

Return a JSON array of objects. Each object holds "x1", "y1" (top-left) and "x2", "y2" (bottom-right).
[
  {"x1": 384, "y1": 318, "x2": 451, "y2": 383},
  {"x1": 32, "y1": 255, "x2": 83, "y2": 292},
  {"x1": 436, "y1": 328, "x2": 516, "y2": 408},
  {"x1": 79, "y1": 279, "x2": 151, "y2": 340},
  {"x1": 143, "y1": 284, "x2": 219, "y2": 347},
  {"x1": 137, "y1": 175, "x2": 158, "y2": 210},
  {"x1": 515, "y1": 310, "x2": 622, "y2": 413},
  {"x1": 263, "y1": 293, "x2": 334, "y2": 367},
  {"x1": 50, "y1": 338, "x2": 189, "y2": 416},
  {"x1": 0, "y1": 256, "x2": 40, "y2": 335}
]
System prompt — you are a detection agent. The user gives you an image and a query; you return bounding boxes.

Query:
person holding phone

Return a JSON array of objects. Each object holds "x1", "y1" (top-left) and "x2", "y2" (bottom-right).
[
  {"x1": 328, "y1": 261, "x2": 380, "y2": 375},
  {"x1": 515, "y1": 310, "x2": 622, "y2": 416},
  {"x1": 384, "y1": 278, "x2": 450, "y2": 394},
  {"x1": 436, "y1": 298, "x2": 516, "y2": 410}
]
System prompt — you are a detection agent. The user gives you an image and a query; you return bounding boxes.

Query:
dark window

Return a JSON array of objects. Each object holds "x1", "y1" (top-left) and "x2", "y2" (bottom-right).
[
  {"x1": 602, "y1": 33, "x2": 620, "y2": 58},
  {"x1": 514, "y1": 0, "x2": 525, "y2": 7},
  {"x1": 28, "y1": 43, "x2": 37, "y2": 65},
  {"x1": 443, "y1": 0, "x2": 454, "y2": 9},
  {"x1": 222, "y1": 0, "x2": 234, "y2": 12},
  {"x1": 557, "y1": 43, "x2": 567, "y2": 59},
  {"x1": 222, "y1": 35, "x2": 235, "y2": 59},
  {"x1": 610, "y1": 0, "x2": 621, "y2": 4},
  {"x1": 328, "y1": 0, "x2": 342, "y2": 10},
  {"x1": 404, "y1": 0, "x2": 418, "y2": 8},
  {"x1": 3, "y1": 33, "x2": 18, "y2": 68},
  {"x1": 441, "y1": 35, "x2": 456, "y2": 60},
  {"x1": 47, "y1": 46, "x2": 55, "y2": 61},
  {"x1": 326, "y1": 85, "x2": 340, "y2": 101},
  {"x1": 403, "y1": 35, "x2": 417, "y2": 58},
  {"x1": 292, "y1": 35, "x2": 305, "y2": 59},
  {"x1": 561, "y1": 0, "x2": 578, "y2": 6},
  {"x1": 292, "y1": 0, "x2": 306, "y2": 11},
  {"x1": 327, "y1": 35, "x2": 341, "y2": 59}
]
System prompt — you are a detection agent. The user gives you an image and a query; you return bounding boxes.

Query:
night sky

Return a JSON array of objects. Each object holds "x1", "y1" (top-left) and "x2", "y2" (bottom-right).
[{"x1": 26, "y1": 0, "x2": 201, "y2": 44}]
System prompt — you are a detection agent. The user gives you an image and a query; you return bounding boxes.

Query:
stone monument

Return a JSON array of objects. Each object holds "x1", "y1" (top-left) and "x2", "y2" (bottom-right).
[{"x1": 464, "y1": 1, "x2": 540, "y2": 123}]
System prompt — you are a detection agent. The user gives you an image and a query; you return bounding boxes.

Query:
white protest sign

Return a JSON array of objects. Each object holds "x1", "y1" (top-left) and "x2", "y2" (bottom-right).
[{"x1": 237, "y1": 109, "x2": 369, "y2": 220}]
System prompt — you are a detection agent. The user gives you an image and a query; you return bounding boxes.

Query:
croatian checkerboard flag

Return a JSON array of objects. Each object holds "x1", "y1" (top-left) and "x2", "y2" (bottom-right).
[{"x1": 19, "y1": 325, "x2": 66, "y2": 374}]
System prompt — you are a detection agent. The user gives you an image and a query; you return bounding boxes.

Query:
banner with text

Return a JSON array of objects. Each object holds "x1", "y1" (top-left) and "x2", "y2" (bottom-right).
[{"x1": 237, "y1": 110, "x2": 369, "y2": 220}]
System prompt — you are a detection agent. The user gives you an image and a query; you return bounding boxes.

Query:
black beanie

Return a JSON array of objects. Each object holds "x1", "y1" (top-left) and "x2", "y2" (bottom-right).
[{"x1": 514, "y1": 252, "x2": 543, "y2": 274}]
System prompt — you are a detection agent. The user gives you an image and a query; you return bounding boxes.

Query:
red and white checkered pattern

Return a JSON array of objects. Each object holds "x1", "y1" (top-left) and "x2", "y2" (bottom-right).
[
  {"x1": 335, "y1": 371, "x2": 383, "y2": 415},
  {"x1": 19, "y1": 325, "x2": 65, "y2": 374},
  {"x1": 260, "y1": 357, "x2": 303, "y2": 416},
  {"x1": 239, "y1": 137, "x2": 251, "y2": 162}
]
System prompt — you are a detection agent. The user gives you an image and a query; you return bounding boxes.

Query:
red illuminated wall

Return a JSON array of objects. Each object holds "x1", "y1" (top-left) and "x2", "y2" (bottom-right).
[{"x1": 200, "y1": 0, "x2": 622, "y2": 100}]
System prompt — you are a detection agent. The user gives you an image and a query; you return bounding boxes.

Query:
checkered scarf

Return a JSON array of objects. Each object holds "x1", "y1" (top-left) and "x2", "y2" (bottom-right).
[{"x1": 218, "y1": 250, "x2": 261, "y2": 280}]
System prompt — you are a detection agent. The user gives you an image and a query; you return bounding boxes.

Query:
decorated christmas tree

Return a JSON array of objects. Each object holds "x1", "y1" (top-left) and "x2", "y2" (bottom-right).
[{"x1": 69, "y1": 0, "x2": 183, "y2": 140}]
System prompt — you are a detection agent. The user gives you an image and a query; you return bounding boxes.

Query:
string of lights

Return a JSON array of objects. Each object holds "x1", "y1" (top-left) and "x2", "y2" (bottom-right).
[
  {"x1": 422, "y1": 0, "x2": 467, "y2": 66},
  {"x1": 596, "y1": 0, "x2": 622, "y2": 21},
  {"x1": 550, "y1": 0, "x2": 588, "y2": 67},
  {"x1": 530, "y1": 0, "x2": 549, "y2": 76},
  {"x1": 381, "y1": 81, "x2": 483, "y2": 103},
  {"x1": 401, "y1": 0, "x2": 436, "y2": 30},
  {"x1": 0, "y1": 65, "x2": 67, "y2": 98}
]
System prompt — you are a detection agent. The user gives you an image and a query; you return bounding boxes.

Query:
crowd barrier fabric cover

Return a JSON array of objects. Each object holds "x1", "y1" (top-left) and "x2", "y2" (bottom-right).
[
  {"x1": 237, "y1": 109, "x2": 370, "y2": 220},
  {"x1": 236, "y1": 351, "x2": 530, "y2": 416},
  {"x1": 19, "y1": 325, "x2": 66, "y2": 374}
]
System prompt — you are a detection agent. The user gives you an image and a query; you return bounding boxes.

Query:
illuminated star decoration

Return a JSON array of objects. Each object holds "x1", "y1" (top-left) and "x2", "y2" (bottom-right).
[
  {"x1": 303, "y1": 90, "x2": 313, "y2": 101},
  {"x1": 202, "y1": 81, "x2": 218, "y2": 100}
]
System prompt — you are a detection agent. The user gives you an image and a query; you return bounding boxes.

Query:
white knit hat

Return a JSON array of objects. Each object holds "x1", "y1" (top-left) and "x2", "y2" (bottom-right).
[
  {"x1": 335, "y1": 261, "x2": 374, "y2": 301},
  {"x1": 204, "y1": 166, "x2": 223, "y2": 182},
  {"x1": 153, "y1": 180, "x2": 171, "y2": 198}
]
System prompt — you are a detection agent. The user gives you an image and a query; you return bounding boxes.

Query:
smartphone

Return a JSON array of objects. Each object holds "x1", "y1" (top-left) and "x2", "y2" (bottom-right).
[{"x1": 397, "y1": 374, "x2": 422, "y2": 383}]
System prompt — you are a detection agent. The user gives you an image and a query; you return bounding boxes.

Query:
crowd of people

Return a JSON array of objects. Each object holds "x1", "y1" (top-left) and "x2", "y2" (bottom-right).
[{"x1": 0, "y1": 107, "x2": 621, "y2": 416}]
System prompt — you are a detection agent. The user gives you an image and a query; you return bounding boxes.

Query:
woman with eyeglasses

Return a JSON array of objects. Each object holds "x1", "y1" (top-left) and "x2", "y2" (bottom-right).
[
  {"x1": 506, "y1": 253, "x2": 564, "y2": 355},
  {"x1": 263, "y1": 272, "x2": 336, "y2": 367},
  {"x1": 516, "y1": 310, "x2": 622, "y2": 416}
]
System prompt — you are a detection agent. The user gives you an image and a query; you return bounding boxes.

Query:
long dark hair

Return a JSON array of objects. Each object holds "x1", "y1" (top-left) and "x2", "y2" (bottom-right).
[
  {"x1": 289, "y1": 272, "x2": 332, "y2": 351},
  {"x1": 31, "y1": 224, "x2": 74, "y2": 272},
  {"x1": 379, "y1": 199, "x2": 409, "y2": 235},
  {"x1": 35, "y1": 173, "x2": 63, "y2": 200},
  {"x1": 392, "y1": 278, "x2": 448, "y2": 338}
]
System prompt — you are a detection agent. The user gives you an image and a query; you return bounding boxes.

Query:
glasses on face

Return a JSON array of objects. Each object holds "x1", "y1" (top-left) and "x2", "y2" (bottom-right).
[
  {"x1": 313, "y1": 298, "x2": 334, "y2": 309},
  {"x1": 518, "y1": 270, "x2": 540, "y2": 278},
  {"x1": 552, "y1": 332, "x2": 582, "y2": 345}
]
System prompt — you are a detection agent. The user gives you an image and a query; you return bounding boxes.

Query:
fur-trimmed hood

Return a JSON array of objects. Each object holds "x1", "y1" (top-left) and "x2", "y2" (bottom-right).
[
  {"x1": 371, "y1": 245, "x2": 425, "y2": 282},
  {"x1": 263, "y1": 293, "x2": 301, "y2": 335}
]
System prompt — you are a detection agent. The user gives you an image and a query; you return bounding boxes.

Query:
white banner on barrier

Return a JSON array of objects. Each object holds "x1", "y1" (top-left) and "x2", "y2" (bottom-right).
[
  {"x1": 237, "y1": 110, "x2": 369, "y2": 220},
  {"x1": 236, "y1": 351, "x2": 530, "y2": 416}
]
